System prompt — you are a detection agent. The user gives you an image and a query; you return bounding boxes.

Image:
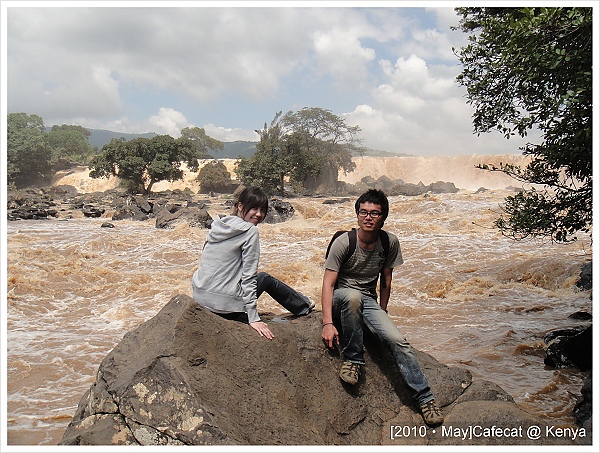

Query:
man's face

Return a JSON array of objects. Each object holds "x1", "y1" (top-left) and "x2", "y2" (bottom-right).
[{"x1": 357, "y1": 201, "x2": 384, "y2": 232}]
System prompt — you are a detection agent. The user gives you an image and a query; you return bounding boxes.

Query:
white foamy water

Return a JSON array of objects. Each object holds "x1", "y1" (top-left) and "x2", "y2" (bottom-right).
[
  {"x1": 340, "y1": 154, "x2": 534, "y2": 190},
  {"x1": 5, "y1": 156, "x2": 594, "y2": 446}
]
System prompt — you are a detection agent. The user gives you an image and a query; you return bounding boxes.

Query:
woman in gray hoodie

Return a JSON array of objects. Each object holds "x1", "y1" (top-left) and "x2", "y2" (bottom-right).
[{"x1": 192, "y1": 186, "x2": 314, "y2": 339}]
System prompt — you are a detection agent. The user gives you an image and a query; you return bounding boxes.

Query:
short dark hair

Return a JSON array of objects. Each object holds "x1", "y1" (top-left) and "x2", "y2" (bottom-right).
[
  {"x1": 235, "y1": 186, "x2": 269, "y2": 217},
  {"x1": 355, "y1": 189, "x2": 389, "y2": 220}
]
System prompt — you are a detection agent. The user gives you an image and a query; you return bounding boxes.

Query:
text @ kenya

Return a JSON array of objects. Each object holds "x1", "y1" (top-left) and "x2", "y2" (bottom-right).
[{"x1": 390, "y1": 425, "x2": 587, "y2": 441}]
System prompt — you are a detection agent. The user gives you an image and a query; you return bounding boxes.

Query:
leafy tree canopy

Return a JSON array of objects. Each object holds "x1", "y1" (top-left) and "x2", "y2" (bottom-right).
[
  {"x1": 281, "y1": 107, "x2": 361, "y2": 176},
  {"x1": 7, "y1": 113, "x2": 98, "y2": 188},
  {"x1": 180, "y1": 127, "x2": 224, "y2": 158},
  {"x1": 236, "y1": 107, "x2": 362, "y2": 195},
  {"x1": 7, "y1": 112, "x2": 53, "y2": 188},
  {"x1": 454, "y1": 6, "x2": 592, "y2": 242},
  {"x1": 46, "y1": 124, "x2": 94, "y2": 162},
  {"x1": 89, "y1": 134, "x2": 202, "y2": 194},
  {"x1": 196, "y1": 160, "x2": 234, "y2": 194}
]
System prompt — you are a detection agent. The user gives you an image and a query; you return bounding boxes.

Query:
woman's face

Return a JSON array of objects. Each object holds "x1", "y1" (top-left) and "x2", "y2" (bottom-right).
[{"x1": 237, "y1": 203, "x2": 265, "y2": 225}]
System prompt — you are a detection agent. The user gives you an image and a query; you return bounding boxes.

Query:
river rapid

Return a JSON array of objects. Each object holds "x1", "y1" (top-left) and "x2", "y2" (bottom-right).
[{"x1": 4, "y1": 155, "x2": 594, "y2": 446}]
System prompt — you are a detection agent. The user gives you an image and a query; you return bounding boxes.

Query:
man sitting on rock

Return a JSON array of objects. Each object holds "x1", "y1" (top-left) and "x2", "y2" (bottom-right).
[{"x1": 320, "y1": 189, "x2": 444, "y2": 427}]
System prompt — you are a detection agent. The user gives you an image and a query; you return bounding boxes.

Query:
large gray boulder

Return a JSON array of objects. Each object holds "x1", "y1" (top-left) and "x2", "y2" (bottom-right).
[
  {"x1": 154, "y1": 203, "x2": 212, "y2": 229},
  {"x1": 264, "y1": 199, "x2": 295, "y2": 223},
  {"x1": 59, "y1": 295, "x2": 585, "y2": 446}
]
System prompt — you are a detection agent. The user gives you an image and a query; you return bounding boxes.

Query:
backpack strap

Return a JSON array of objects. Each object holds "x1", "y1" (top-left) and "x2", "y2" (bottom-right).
[
  {"x1": 325, "y1": 228, "x2": 357, "y2": 265},
  {"x1": 379, "y1": 230, "x2": 389, "y2": 258},
  {"x1": 327, "y1": 229, "x2": 390, "y2": 289},
  {"x1": 327, "y1": 229, "x2": 356, "y2": 290},
  {"x1": 325, "y1": 230, "x2": 346, "y2": 259},
  {"x1": 327, "y1": 228, "x2": 388, "y2": 265},
  {"x1": 346, "y1": 228, "x2": 357, "y2": 265},
  {"x1": 325, "y1": 228, "x2": 390, "y2": 264}
]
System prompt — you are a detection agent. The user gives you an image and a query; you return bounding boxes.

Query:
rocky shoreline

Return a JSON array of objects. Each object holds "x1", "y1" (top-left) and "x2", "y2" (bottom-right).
[
  {"x1": 5, "y1": 185, "x2": 301, "y2": 228},
  {"x1": 6, "y1": 172, "x2": 466, "y2": 225}
]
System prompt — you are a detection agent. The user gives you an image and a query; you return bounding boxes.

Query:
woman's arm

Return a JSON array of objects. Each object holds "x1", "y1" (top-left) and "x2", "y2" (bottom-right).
[
  {"x1": 239, "y1": 227, "x2": 261, "y2": 323},
  {"x1": 241, "y1": 227, "x2": 274, "y2": 340}
]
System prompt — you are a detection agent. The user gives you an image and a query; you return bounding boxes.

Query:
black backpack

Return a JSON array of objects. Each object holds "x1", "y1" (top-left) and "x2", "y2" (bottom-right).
[{"x1": 325, "y1": 228, "x2": 390, "y2": 288}]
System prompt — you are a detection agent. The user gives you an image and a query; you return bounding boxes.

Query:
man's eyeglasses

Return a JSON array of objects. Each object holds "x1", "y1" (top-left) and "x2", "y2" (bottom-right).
[{"x1": 357, "y1": 210, "x2": 383, "y2": 219}]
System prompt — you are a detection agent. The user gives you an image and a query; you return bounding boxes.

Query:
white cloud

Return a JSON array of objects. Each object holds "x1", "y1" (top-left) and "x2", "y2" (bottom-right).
[
  {"x1": 4, "y1": 5, "x2": 539, "y2": 156},
  {"x1": 379, "y1": 55, "x2": 455, "y2": 99},
  {"x1": 8, "y1": 50, "x2": 122, "y2": 122},
  {"x1": 202, "y1": 124, "x2": 259, "y2": 143},
  {"x1": 7, "y1": 7, "x2": 315, "y2": 117},
  {"x1": 110, "y1": 7, "x2": 312, "y2": 103},
  {"x1": 372, "y1": 83, "x2": 425, "y2": 114},
  {"x1": 312, "y1": 28, "x2": 376, "y2": 91},
  {"x1": 83, "y1": 113, "x2": 260, "y2": 143},
  {"x1": 7, "y1": 9, "x2": 123, "y2": 121},
  {"x1": 148, "y1": 108, "x2": 190, "y2": 137},
  {"x1": 78, "y1": 109, "x2": 185, "y2": 137},
  {"x1": 344, "y1": 48, "x2": 534, "y2": 157}
]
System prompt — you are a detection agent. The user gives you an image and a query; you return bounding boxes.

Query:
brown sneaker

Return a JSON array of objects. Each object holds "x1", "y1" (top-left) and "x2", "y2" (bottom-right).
[
  {"x1": 339, "y1": 361, "x2": 361, "y2": 385},
  {"x1": 420, "y1": 400, "x2": 444, "y2": 426}
]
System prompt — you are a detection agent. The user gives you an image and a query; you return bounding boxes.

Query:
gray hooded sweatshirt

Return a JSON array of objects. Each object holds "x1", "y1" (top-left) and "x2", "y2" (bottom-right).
[{"x1": 191, "y1": 215, "x2": 262, "y2": 323}]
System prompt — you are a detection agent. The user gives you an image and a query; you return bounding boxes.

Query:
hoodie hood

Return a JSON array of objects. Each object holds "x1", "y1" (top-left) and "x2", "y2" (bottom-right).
[{"x1": 207, "y1": 215, "x2": 254, "y2": 243}]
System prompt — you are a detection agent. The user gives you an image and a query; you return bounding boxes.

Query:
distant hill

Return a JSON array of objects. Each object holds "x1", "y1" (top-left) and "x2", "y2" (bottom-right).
[
  {"x1": 87, "y1": 129, "x2": 157, "y2": 150},
  {"x1": 82, "y1": 128, "x2": 407, "y2": 158},
  {"x1": 220, "y1": 141, "x2": 257, "y2": 158},
  {"x1": 354, "y1": 147, "x2": 411, "y2": 157},
  {"x1": 83, "y1": 129, "x2": 255, "y2": 158}
]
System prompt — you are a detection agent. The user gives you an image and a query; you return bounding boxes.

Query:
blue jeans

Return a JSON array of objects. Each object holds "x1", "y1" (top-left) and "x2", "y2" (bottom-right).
[
  {"x1": 332, "y1": 287, "x2": 434, "y2": 406},
  {"x1": 256, "y1": 272, "x2": 313, "y2": 315}
]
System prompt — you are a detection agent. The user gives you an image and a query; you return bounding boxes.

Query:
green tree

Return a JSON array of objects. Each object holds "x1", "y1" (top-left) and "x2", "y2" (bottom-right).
[
  {"x1": 236, "y1": 112, "x2": 305, "y2": 195},
  {"x1": 46, "y1": 124, "x2": 94, "y2": 163},
  {"x1": 180, "y1": 126, "x2": 224, "y2": 158},
  {"x1": 196, "y1": 160, "x2": 233, "y2": 194},
  {"x1": 281, "y1": 107, "x2": 361, "y2": 191},
  {"x1": 454, "y1": 7, "x2": 592, "y2": 243},
  {"x1": 89, "y1": 134, "x2": 201, "y2": 194},
  {"x1": 236, "y1": 108, "x2": 362, "y2": 195},
  {"x1": 6, "y1": 112, "x2": 53, "y2": 188}
]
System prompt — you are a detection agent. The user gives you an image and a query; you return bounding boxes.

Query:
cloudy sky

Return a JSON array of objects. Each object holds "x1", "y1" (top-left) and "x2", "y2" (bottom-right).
[{"x1": 3, "y1": 1, "x2": 556, "y2": 156}]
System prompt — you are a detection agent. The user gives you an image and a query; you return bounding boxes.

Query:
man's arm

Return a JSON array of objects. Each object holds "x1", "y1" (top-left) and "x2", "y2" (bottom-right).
[
  {"x1": 379, "y1": 268, "x2": 393, "y2": 312},
  {"x1": 321, "y1": 269, "x2": 339, "y2": 348}
]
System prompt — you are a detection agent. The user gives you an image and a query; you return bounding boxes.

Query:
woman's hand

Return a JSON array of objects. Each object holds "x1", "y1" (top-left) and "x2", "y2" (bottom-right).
[{"x1": 250, "y1": 321, "x2": 274, "y2": 340}]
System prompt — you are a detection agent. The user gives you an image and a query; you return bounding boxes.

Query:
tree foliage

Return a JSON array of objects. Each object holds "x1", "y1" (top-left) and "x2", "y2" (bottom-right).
[
  {"x1": 454, "y1": 7, "x2": 592, "y2": 243},
  {"x1": 6, "y1": 113, "x2": 53, "y2": 188},
  {"x1": 196, "y1": 160, "x2": 233, "y2": 194},
  {"x1": 88, "y1": 135, "x2": 201, "y2": 194},
  {"x1": 46, "y1": 124, "x2": 94, "y2": 162},
  {"x1": 180, "y1": 127, "x2": 224, "y2": 158},
  {"x1": 7, "y1": 113, "x2": 97, "y2": 188},
  {"x1": 236, "y1": 112, "x2": 303, "y2": 196},
  {"x1": 281, "y1": 107, "x2": 361, "y2": 177},
  {"x1": 235, "y1": 107, "x2": 362, "y2": 195}
]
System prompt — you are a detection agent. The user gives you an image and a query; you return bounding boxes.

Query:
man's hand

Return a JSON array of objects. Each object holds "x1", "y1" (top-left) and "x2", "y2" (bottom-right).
[
  {"x1": 250, "y1": 321, "x2": 274, "y2": 340},
  {"x1": 322, "y1": 323, "x2": 339, "y2": 349}
]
